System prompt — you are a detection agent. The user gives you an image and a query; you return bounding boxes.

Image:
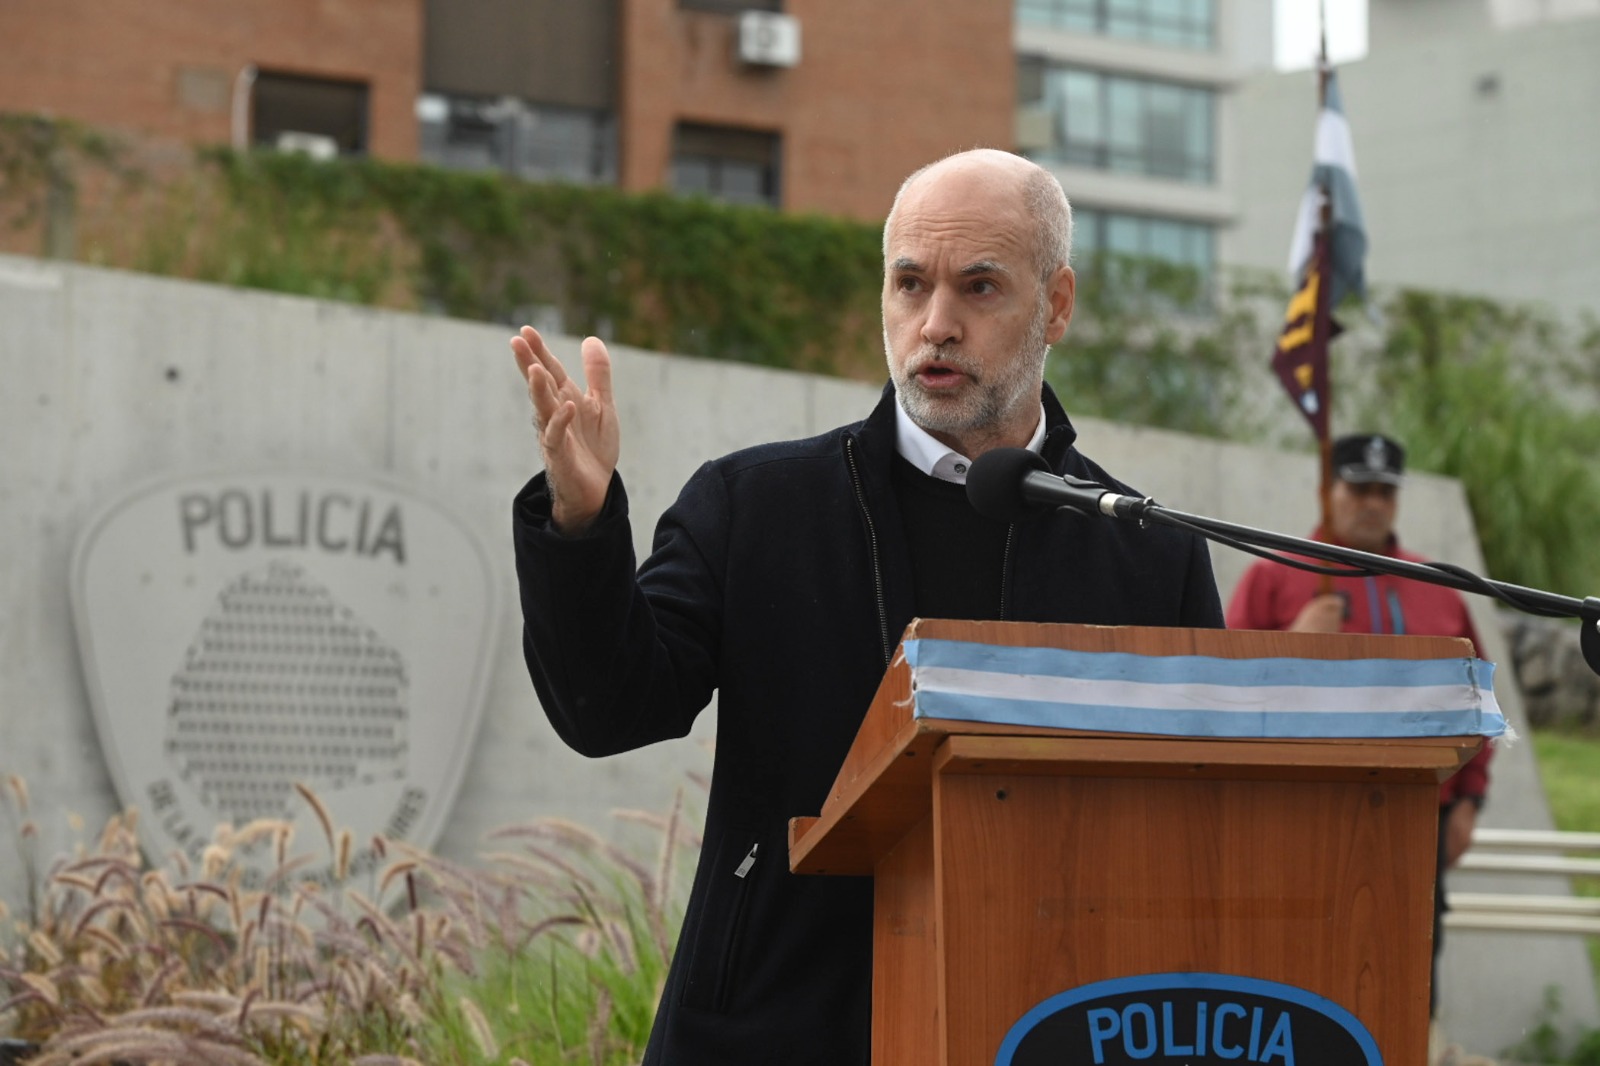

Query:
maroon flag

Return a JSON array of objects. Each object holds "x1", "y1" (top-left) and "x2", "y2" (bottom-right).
[{"x1": 1270, "y1": 230, "x2": 1335, "y2": 442}]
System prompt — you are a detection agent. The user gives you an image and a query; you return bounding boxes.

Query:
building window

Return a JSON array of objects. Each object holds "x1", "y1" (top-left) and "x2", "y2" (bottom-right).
[
  {"x1": 417, "y1": 94, "x2": 617, "y2": 185},
  {"x1": 1019, "y1": 60, "x2": 1213, "y2": 184},
  {"x1": 1073, "y1": 207, "x2": 1214, "y2": 297},
  {"x1": 252, "y1": 71, "x2": 370, "y2": 158},
  {"x1": 671, "y1": 124, "x2": 781, "y2": 208},
  {"x1": 1016, "y1": 0, "x2": 1215, "y2": 50}
]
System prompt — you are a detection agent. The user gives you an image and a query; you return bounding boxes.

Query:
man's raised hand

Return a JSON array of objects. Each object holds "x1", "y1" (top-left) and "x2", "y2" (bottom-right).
[{"x1": 511, "y1": 327, "x2": 619, "y2": 534}]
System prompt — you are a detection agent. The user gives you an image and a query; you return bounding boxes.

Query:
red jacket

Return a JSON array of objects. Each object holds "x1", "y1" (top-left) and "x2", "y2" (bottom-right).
[{"x1": 1225, "y1": 532, "x2": 1493, "y2": 805}]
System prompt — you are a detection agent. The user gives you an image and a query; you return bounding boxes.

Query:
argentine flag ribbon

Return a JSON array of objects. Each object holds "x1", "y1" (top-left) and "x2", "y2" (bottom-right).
[{"x1": 902, "y1": 639, "x2": 1505, "y2": 741}]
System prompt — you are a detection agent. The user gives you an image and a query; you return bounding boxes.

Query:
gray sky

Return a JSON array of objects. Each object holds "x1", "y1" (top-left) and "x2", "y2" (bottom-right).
[{"x1": 1274, "y1": 0, "x2": 1368, "y2": 69}]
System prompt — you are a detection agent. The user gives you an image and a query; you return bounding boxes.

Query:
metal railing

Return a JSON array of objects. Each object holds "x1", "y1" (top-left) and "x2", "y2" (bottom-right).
[{"x1": 1444, "y1": 829, "x2": 1600, "y2": 934}]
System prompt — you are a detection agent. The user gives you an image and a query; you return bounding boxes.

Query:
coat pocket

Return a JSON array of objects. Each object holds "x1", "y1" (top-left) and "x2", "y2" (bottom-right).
[{"x1": 679, "y1": 833, "x2": 763, "y2": 1014}]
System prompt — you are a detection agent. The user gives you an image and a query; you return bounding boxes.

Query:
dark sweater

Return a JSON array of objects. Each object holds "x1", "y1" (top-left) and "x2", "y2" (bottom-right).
[{"x1": 891, "y1": 455, "x2": 1009, "y2": 622}]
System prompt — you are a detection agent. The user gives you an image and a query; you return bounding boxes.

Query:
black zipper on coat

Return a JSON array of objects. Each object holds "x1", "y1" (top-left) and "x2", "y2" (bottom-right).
[
  {"x1": 844, "y1": 436, "x2": 892, "y2": 665},
  {"x1": 712, "y1": 843, "x2": 760, "y2": 1011},
  {"x1": 999, "y1": 522, "x2": 1016, "y2": 620}
]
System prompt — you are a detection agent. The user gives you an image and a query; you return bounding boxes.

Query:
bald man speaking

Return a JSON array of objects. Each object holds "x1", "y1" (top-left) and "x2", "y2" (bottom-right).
[{"x1": 509, "y1": 149, "x2": 1223, "y2": 1063}]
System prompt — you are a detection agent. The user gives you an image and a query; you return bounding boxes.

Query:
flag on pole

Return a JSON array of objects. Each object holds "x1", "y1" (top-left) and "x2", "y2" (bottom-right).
[
  {"x1": 1285, "y1": 67, "x2": 1367, "y2": 310},
  {"x1": 1270, "y1": 229, "x2": 1335, "y2": 441}
]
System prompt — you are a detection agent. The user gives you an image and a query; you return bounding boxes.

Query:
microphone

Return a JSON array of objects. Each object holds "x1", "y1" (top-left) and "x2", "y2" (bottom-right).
[{"x1": 966, "y1": 447, "x2": 1152, "y2": 522}]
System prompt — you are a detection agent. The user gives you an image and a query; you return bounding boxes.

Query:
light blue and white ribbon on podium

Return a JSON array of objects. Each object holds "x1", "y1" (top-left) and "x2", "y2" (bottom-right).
[{"x1": 901, "y1": 639, "x2": 1506, "y2": 740}]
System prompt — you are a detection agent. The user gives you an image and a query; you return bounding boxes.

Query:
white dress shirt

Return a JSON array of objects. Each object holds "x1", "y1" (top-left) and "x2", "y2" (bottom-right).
[{"x1": 893, "y1": 399, "x2": 1047, "y2": 485}]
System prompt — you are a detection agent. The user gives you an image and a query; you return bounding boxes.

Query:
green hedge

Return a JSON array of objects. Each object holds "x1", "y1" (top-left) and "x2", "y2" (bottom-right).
[{"x1": 196, "y1": 149, "x2": 887, "y2": 379}]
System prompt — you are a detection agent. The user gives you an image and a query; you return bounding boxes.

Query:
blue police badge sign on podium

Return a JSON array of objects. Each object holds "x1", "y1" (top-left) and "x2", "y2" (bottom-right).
[{"x1": 996, "y1": 972, "x2": 1382, "y2": 1066}]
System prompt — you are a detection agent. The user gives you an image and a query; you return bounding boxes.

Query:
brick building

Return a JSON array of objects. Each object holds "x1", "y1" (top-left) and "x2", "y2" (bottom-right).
[
  {"x1": 422, "y1": 0, "x2": 1270, "y2": 263},
  {"x1": 420, "y1": 0, "x2": 1016, "y2": 222},
  {"x1": 0, "y1": 0, "x2": 1013, "y2": 224},
  {"x1": 0, "y1": 0, "x2": 424, "y2": 159},
  {"x1": 0, "y1": 0, "x2": 1269, "y2": 274}
]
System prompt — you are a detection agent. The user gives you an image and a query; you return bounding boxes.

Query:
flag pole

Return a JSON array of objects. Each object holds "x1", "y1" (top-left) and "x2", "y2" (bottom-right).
[{"x1": 1315, "y1": 1, "x2": 1335, "y2": 590}]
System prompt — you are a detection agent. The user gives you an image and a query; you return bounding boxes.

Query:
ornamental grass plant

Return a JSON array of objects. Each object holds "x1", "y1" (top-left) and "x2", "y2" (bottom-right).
[{"x1": 0, "y1": 775, "x2": 698, "y2": 1065}]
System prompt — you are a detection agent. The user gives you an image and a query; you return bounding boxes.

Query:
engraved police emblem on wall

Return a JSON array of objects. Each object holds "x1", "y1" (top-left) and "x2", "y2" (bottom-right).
[{"x1": 70, "y1": 472, "x2": 498, "y2": 887}]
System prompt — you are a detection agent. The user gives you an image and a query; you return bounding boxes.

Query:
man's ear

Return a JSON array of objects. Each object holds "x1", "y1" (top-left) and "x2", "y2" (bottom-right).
[{"x1": 1045, "y1": 265, "x2": 1075, "y2": 345}]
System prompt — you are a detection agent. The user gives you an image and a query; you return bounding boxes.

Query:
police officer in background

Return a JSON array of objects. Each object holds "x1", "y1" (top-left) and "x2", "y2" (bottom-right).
[{"x1": 1227, "y1": 432, "x2": 1493, "y2": 1016}]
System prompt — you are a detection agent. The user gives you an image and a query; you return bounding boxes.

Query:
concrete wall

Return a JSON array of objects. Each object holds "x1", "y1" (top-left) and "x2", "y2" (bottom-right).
[{"x1": 0, "y1": 252, "x2": 1590, "y2": 1055}]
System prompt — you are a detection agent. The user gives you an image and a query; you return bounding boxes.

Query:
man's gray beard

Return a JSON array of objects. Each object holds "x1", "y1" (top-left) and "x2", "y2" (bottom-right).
[{"x1": 887, "y1": 304, "x2": 1050, "y2": 438}]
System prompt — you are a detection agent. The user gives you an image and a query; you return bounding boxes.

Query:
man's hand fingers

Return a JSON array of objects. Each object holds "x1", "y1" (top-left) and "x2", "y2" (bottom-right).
[
  {"x1": 580, "y1": 336, "x2": 614, "y2": 408},
  {"x1": 511, "y1": 327, "x2": 613, "y2": 534},
  {"x1": 542, "y1": 399, "x2": 577, "y2": 454},
  {"x1": 512, "y1": 326, "x2": 568, "y2": 386},
  {"x1": 511, "y1": 332, "x2": 539, "y2": 379},
  {"x1": 519, "y1": 325, "x2": 571, "y2": 388},
  {"x1": 527, "y1": 363, "x2": 566, "y2": 429}
]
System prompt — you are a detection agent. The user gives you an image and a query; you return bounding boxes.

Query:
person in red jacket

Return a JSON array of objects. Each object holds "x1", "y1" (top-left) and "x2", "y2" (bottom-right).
[{"x1": 1226, "y1": 432, "x2": 1492, "y2": 1015}]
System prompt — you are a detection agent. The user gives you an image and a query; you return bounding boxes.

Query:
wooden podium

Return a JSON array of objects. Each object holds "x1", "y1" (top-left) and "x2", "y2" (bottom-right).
[{"x1": 788, "y1": 619, "x2": 1490, "y2": 1065}]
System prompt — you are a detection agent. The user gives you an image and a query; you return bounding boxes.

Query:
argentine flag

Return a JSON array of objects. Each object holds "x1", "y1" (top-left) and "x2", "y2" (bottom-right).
[
  {"x1": 1286, "y1": 68, "x2": 1367, "y2": 310},
  {"x1": 901, "y1": 638, "x2": 1506, "y2": 742}
]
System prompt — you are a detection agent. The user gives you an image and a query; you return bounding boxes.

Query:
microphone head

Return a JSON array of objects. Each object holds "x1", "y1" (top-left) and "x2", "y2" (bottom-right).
[{"x1": 966, "y1": 447, "x2": 1051, "y2": 522}]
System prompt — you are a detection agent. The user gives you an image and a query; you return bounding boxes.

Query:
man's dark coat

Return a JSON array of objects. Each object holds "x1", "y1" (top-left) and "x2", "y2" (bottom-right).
[{"x1": 513, "y1": 383, "x2": 1223, "y2": 1064}]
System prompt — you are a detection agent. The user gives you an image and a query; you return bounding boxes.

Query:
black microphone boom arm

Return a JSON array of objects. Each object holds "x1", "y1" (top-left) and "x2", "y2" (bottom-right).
[
  {"x1": 1111, "y1": 495, "x2": 1600, "y2": 678},
  {"x1": 962, "y1": 445, "x2": 1600, "y2": 676}
]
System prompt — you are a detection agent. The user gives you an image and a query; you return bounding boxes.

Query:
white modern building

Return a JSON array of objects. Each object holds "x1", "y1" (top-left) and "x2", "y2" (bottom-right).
[
  {"x1": 1226, "y1": 0, "x2": 1600, "y2": 321},
  {"x1": 1014, "y1": 0, "x2": 1277, "y2": 291}
]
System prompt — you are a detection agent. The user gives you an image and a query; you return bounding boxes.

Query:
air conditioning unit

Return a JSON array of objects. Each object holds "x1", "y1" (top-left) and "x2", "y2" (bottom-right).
[
  {"x1": 737, "y1": 11, "x2": 801, "y2": 68},
  {"x1": 274, "y1": 131, "x2": 338, "y2": 161}
]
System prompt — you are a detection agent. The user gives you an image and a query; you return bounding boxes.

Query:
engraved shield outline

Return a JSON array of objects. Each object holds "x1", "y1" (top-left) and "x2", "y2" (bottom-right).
[{"x1": 69, "y1": 468, "x2": 499, "y2": 882}]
